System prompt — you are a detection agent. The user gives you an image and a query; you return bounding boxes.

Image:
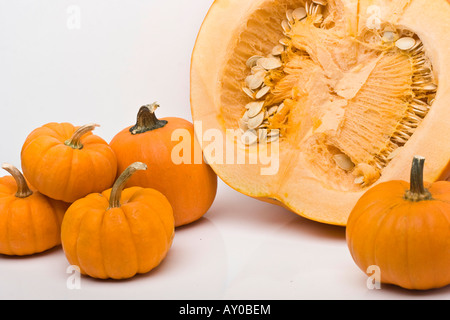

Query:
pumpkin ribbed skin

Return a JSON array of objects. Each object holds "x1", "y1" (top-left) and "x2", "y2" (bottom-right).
[
  {"x1": 110, "y1": 106, "x2": 217, "y2": 227},
  {"x1": 346, "y1": 157, "x2": 450, "y2": 290},
  {"x1": 0, "y1": 173, "x2": 67, "y2": 256},
  {"x1": 61, "y1": 186, "x2": 174, "y2": 280},
  {"x1": 21, "y1": 122, "x2": 117, "y2": 203}
]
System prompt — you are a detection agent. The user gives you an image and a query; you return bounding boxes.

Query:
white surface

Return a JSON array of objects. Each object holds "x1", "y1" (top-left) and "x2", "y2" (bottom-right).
[{"x1": 0, "y1": 0, "x2": 449, "y2": 300}]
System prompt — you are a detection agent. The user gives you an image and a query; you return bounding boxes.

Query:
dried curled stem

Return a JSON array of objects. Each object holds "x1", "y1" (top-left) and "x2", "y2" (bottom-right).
[
  {"x1": 65, "y1": 124, "x2": 100, "y2": 150},
  {"x1": 2, "y1": 163, "x2": 33, "y2": 198},
  {"x1": 108, "y1": 162, "x2": 147, "y2": 209},
  {"x1": 404, "y1": 156, "x2": 432, "y2": 202}
]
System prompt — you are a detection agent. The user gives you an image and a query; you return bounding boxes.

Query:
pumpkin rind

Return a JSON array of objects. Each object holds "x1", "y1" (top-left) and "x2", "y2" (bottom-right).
[{"x1": 190, "y1": 0, "x2": 450, "y2": 226}]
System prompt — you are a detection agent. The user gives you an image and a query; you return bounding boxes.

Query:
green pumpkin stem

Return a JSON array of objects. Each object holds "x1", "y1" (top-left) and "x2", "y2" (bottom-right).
[
  {"x1": 404, "y1": 156, "x2": 432, "y2": 202},
  {"x1": 64, "y1": 123, "x2": 100, "y2": 150},
  {"x1": 109, "y1": 162, "x2": 147, "y2": 209},
  {"x1": 2, "y1": 163, "x2": 33, "y2": 198},
  {"x1": 129, "y1": 103, "x2": 168, "y2": 135}
]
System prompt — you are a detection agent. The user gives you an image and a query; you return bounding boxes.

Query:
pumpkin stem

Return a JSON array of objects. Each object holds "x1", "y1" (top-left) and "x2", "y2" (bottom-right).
[
  {"x1": 129, "y1": 103, "x2": 168, "y2": 135},
  {"x1": 2, "y1": 163, "x2": 33, "y2": 198},
  {"x1": 109, "y1": 162, "x2": 147, "y2": 209},
  {"x1": 64, "y1": 124, "x2": 100, "y2": 150},
  {"x1": 404, "y1": 155, "x2": 432, "y2": 202}
]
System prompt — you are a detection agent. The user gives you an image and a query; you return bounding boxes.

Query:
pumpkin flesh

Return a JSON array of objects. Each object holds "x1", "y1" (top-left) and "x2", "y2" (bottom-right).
[{"x1": 191, "y1": 0, "x2": 450, "y2": 225}]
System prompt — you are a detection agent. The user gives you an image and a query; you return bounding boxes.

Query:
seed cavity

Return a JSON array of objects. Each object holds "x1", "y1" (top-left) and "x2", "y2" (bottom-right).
[{"x1": 236, "y1": 1, "x2": 437, "y2": 190}]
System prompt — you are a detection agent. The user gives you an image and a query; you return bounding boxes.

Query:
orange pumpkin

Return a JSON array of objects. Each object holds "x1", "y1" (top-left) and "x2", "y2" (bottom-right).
[
  {"x1": 21, "y1": 123, "x2": 117, "y2": 203},
  {"x1": 346, "y1": 156, "x2": 450, "y2": 290},
  {"x1": 110, "y1": 103, "x2": 217, "y2": 227},
  {"x1": 61, "y1": 162, "x2": 175, "y2": 280},
  {"x1": 0, "y1": 163, "x2": 67, "y2": 256}
]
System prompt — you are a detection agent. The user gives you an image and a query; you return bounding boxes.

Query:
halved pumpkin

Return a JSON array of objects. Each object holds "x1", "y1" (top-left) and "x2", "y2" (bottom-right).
[{"x1": 191, "y1": 0, "x2": 450, "y2": 226}]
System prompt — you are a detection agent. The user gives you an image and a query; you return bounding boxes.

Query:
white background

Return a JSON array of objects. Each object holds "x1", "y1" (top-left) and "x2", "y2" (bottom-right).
[{"x1": 0, "y1": 0, "x2": 449, "y2": 300}]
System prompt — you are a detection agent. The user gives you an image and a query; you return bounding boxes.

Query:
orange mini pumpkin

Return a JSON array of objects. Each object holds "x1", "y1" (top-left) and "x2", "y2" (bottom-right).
[
  {"x1": 346, "y1": 156, "x2": 450, "y2": 290},
  {"x1": 110, "y1": 103, "x2": 217, "y2": 227},
  {"x1": 61, "y1": 162, "x2": 175, "y2": 280},
  {"x1": 21, "y1": 123, "x2": 117, "y2": 203},
  {"x1": 0, "y1": 163, "x2": 67, "y2": 256}
]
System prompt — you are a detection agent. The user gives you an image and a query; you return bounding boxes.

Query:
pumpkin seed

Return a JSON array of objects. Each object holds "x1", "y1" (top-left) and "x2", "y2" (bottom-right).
[
  {"x1": 286, "y1": 9, "x2": 294, "y2": 24},
  {"x1": 411, "y1": 104, "x2": 428, "y2": 115},
  {"x1": 395, "y1": 37, "x2": 416, "y2": 50},
  {"x1": 428, "y1": 97, "x2": 435, "y2": 105},
  {"x1": 308, "y1": 3, "x2": 320, "y2": 16},
  {"x1": 258, "y1": 129, "x2": 268, "y2": 142},
  {"x1": 239, "y1": 119, "x2": 248, "y2": 131},
  {"x1": 247, "y1": 101, "x2": 265, "y2": 118},
  {"x1": 251, "y1": 66, "x2": 267, "y2": 77},
  {"x1": 382, "y1": 31, "x2": 396, "y2": 43},
  {"x1": 245, "y1": 74, "x2": 265, "y2": 90},
  {"x1": 282, "y1": 20, "x2": 291, "y2": 34},
  {"x1": 421, "y1": 83, "x2": 438, "y2": 91},
  {"x1": 313, "y1": 0, "x2": 327, "y2": 6},
  {"x1": 266, "y1": 130, "x2": 280, "y2": 143},
  {"x1": 267, "y1": 105, "x2": 278, "y2": 116},
  {"x1": 267, "y1": 129, "x2": 280, "y2": 137},
  {"x1": 257, "y1": 57, "x2": 283, "y2": 70},
  {"x1": 334, "y1": 154, "x2": 355, "y2": 171},
  {"x1": 272, "y1": 44, "x2": 285, "y2": 56},
  {"x1": 241, "y1": 110, "x2": 249, "y2": 122},
  {"x1": 279, "y1": 38, "x2": 290, "y2": 46},
  {"x1": 246, "y1": 55, "x2": 263, "y2": 68},
  {"x1": 413, "y1": 57, "x2": 427, "y2": 67},
  {"x1": 242, "y1": 87, "x2": 254, "y2": 99},
  {"x1": 392, "y1": 135, "x2": 408, "y2": 145},
  {"x1": 292, "y1": 7, "x2": 307, "y2": 21},
  {"x1": 241, "y1": 130, "x2": 258, "y2": 146},
  {"x1": 247, "y1": 111, "x2": 265, "y2": 129},
  {"x1": 255, "y1": 86, "x2": 270, "y2": 99},
  {"x1": 387, "y1": 147, "x2": 403, "y2": 160},
  {"x1": 354, "y1": 176, "x2": 365, "y2": 185}
]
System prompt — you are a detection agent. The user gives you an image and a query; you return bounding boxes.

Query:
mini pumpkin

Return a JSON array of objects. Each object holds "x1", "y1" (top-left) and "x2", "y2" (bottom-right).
[
  {"x1": 346, "y1": 156, "x2": 450, "y2": 290},
  {"x1": 21, "y1": 123, "x2": 117, "y2": 203},
  {"x1": 110, "y1": 103, "x2": 217, "y2": 227},
  {"x1": 0, "y1": 163, "x2": 67, "y2": 256},
  {"x1": 61, "y1": 162, "x2": 175, "y2": 280}
]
